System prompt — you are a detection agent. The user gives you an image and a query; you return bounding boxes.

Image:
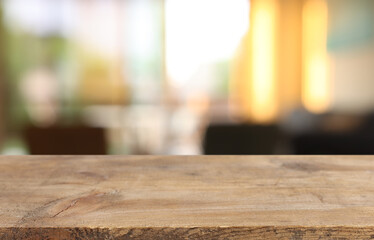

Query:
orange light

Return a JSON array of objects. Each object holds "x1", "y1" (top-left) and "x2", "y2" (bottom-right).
[
  {"x1": 302, "y1": 0, "x2": 330, "y2": 113},
  {"x1": 250, "y1": 0, "x2": 278, "y2": 123}
]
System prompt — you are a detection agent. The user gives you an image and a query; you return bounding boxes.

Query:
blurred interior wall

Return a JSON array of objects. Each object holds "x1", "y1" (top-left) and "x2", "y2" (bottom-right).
[{"x1": 328, "y1": 0, "x2": 374, "y2": 113}]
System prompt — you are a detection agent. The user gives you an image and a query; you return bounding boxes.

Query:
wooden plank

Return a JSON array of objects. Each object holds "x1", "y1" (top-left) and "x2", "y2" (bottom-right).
[{"x1": 1, "y1": 156, "x2": 374, "y2": 239}]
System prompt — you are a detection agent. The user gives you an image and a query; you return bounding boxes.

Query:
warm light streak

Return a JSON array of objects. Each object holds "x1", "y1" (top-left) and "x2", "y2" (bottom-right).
[
  {"x1": 302, "y1": 0, "x2": 330, "y2": 113},
  {"x1": 250, "y1": 0, "x2": 278, "y2": 123}
]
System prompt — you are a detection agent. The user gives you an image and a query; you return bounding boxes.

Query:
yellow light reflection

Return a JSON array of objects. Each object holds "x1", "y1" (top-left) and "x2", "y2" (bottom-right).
[
  {"x1": 302, "y1": 0, "x2": 330, "y2": 113},
  {"x1": 250, "y1": 0, "x2": 278, "y2": 123}
]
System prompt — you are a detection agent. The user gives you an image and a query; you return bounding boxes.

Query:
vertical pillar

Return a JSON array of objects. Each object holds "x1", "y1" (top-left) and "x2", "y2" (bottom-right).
[
  {"x1": 0, "y1": 6, "x2": 6, "y2": 148},
  {"x1": 277, "y1": 0, "x2": 303, "y2": 114}
]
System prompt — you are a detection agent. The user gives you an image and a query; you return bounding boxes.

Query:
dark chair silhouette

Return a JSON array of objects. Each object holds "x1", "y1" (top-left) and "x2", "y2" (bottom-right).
[
  {"x1": 292, "y1": 113, "x2": 374, "y2": 154},
  {"x1": 203, "y1": 124, "x2": 282, "y2": 155},
  {"x1": 292, "y1": 132, "x2": 374, "y2": 154},
  {"x1": 24, "y1": 126, "x2": 107, "y2": 155}
]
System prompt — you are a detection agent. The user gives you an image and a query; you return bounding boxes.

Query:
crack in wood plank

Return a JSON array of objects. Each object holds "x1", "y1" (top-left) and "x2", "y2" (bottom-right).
[{"x1": 51, "y1": 199, "x2": 78, "y2": 218}]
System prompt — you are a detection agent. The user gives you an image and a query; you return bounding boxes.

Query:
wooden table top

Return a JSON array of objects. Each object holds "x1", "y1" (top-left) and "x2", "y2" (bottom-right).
[{"x1": 1, "y1": 155, "x2": 374, "y2": 239}]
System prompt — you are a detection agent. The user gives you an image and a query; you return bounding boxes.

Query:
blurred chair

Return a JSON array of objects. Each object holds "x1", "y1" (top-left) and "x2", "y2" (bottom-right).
[
  {"x1": 292, "y1": 132, "x2": 374, "y2": 154},
  {"x1": 203, "y1": 124, "x2": 283, "y2": 155},
  {"x1": 24, "y1": 126, "x2": 107, "y2": 155},
  {"x1": 292, "y1": 112, "x2": 374, "y2": 154}
]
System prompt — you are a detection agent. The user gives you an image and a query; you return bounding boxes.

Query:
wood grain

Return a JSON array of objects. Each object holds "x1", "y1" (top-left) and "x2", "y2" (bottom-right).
[{"x1": 1, "y1": 156, "x2": 374, "y2": 239}]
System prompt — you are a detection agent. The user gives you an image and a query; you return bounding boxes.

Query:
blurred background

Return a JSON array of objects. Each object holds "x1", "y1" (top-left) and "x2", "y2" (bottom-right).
[{"x1": 1, "y1": 0, "x2": 374, "y2": 155}]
